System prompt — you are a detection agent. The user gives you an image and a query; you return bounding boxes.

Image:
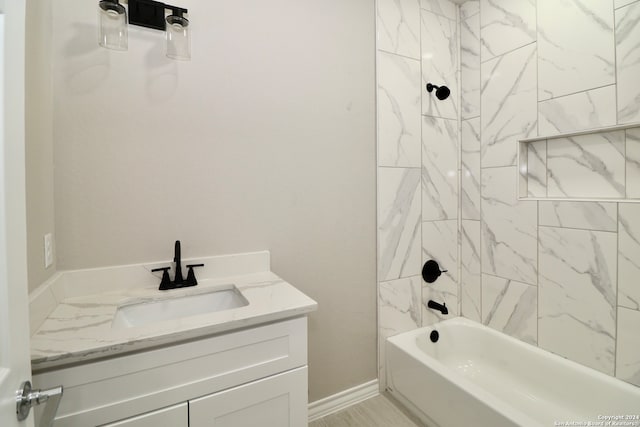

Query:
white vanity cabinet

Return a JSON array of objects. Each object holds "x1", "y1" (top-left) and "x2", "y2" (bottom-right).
[
  {"x1": 33, "y1": 317, "x2": 309, "y2": 427},
  {"x1": 188, "y1": 367, "x2": 308, "y2": 426},
  {"x1": 101, "y1": 403, "x2": 188, "y2": 427}
]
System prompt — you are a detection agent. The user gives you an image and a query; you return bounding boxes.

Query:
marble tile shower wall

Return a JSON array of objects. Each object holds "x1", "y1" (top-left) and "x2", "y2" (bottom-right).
[
  {"x1": 459, "y1": 0, "x2": 640, "y2": 388},
  {"x1": 376, "y1": 0, "x2": 460, "y2": 387},
  {"x1": 378, "y1": 0, "x2": 640, "y2": 391}
]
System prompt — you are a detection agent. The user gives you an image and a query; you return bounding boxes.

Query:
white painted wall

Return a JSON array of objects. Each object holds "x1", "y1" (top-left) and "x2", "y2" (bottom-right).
[
  {"x1": 44, "y1": 0, "x2": 376, "y2": 402},
  {"x1": 25, "y1": 0, "x2": 55, "y2": 292}
]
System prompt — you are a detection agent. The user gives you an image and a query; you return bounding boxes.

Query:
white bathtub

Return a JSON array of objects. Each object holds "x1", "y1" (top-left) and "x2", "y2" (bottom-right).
[{"x1": 386, "y1": 317, "x2": 640, "y2": 427}]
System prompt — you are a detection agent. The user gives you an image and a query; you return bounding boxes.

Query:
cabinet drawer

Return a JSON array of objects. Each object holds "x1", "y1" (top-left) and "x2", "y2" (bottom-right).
[
  {"x1": 100, "y1": 403, "x2": 187, "y2": 427},
  {"x1": 189, "y1": 367, "x2": 308, "y2": 427},
  {"x1": 35, "y1": 317, "x2": 307, "y2": 427}
]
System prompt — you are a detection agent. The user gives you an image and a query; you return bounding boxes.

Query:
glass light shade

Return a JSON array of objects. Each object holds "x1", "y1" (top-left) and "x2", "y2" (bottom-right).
[
  {"x1": 166, "y1": 15, "x2": 190, "y2": 61},
  {"x1": 99, "y1": 0, "x2": 128, "y2": 51}
]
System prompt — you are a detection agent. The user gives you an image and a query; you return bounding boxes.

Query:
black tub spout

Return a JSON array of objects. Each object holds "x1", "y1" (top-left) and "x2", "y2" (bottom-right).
[{"x1": 427, "y1": 300, "x2": 448, "y2": 315}]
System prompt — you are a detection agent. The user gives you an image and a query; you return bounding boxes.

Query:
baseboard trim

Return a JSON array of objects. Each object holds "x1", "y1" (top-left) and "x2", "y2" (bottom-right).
[{"x1": 308, "y1": 379, "x2": 380, "y2": 422}]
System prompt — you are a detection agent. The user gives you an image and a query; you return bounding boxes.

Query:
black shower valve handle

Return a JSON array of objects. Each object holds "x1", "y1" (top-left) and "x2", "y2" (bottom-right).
[{"x1": 422, "y1": 260, "x2": 447, "y2": 283}]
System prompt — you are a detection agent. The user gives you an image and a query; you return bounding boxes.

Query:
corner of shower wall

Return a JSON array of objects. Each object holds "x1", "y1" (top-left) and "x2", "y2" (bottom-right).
[{"x1": 375, "y1": 0, "x2": 464, "y2": 392}]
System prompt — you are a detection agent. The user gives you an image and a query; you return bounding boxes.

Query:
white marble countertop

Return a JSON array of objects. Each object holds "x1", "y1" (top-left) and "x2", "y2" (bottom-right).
[{"x1": 30, "y1": 252, "x2": 317, "y2": 372}]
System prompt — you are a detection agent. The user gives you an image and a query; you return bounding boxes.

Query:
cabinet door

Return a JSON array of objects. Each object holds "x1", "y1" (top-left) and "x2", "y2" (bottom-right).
[
  {"x1": 189, "y1": 367, "x2": 307, "y2": 427},
  {"x1": 100, "y1": 403, "x2": 187, "y2": 427}
]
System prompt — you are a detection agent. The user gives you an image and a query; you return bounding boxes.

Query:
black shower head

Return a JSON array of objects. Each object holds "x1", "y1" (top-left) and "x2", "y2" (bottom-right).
[{"x1": 426, "y1": 83, "x2": 451, "y2": 100}]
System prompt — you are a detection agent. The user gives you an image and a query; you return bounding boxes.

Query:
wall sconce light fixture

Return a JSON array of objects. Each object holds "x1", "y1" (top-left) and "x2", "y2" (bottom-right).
[
  {"x1": 98, "y1": 0, "x2": 128, "y2": 51},
  {"x1": 165, "y1": 8, "x2": 190, "y2": 60},
  {"x1": 98, "y1": 0, "x2": 191, "y2": 60}
]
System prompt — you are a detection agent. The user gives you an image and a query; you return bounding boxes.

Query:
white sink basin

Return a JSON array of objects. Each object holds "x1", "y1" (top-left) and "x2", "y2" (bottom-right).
[{"x1": 112, "y1": 287, "x2": 249, "y2": 329}]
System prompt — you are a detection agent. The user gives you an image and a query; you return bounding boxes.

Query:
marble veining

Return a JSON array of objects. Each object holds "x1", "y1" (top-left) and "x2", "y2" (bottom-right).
[
  {"x1": 537, "y1": 0, "x2": 615, "y2": 100},
  {"x1": 378, "y1": 275, "x2": 422, "y2": 388},
  {"x1": 481, "y1": 43, "x2": 537, "y2": 167},
  {"x1": 461, "y1": 220, "x2": 481, "y2": 322},
  {"x1": 539, "y1": 201, "x2": 617, "y2": 232},
  {"x1": 378, "y1": 52, "x2": 422, "y2": 167},
  {"x1": 482, "y1": 274, "x2": 537, "y2": 345},
  {"x1": 626, "y1": 128, "x2": 640, "y2": 198},
  {"x1": 377, "y1": 0, "x2": 421, "y2": 59},
  {"x1": 423, "y1": 220, "x2": 458, "y2": 282},
  {"x1": 518, "y1": 143, "x2": 529, "y2": 198},
  {"x1": 480, "y1": 0, "x2": 536, "y2": 62},
  {"x1": 422, "y1": 220, "x2": 458, "y2": 326},
  {"x1": 546, "y1": 131, "x2": 625, "y2": 199},
  {"x1": 615, "y1": 1, "x2": 640, "y2": 124},
  {"x1": 461, "y1": 118, "x2": 481, "y2": 220},
  {"x1": 379, "y1": 276, "x2": 422, "y2": 336},
  {"x1": 461, "y1": 0, "x2": 479, "y2": 20},
  {"x1": 619, "y1": 204, "x2": 640, "y2": 311},
  {"x1": 616, "y1": 307, "x2": 640, "y2": 387},
  {"x1": 31, "y1": 269, "x2": 317, "y2": 371},
  {"x1": 379, "y1": 167, "x2": 422, "y2": 281},
  {"x1": 421, "y1": 9, "x2": 458, "y2": 120},
  {"x1": 526, "y1": 141, "x2": 547, "y2": 197},
  {"x1": 538, "y1": 226, "x2": 617, "y2": 375},
  {"x1": 538, "y1": 86, "x2": 617, "y2": 137},
  {"x1": 481, "y1": 166, "x2": 537, "y2": 285},
  {"x1": 422, "y1": 116, "x2": 459, "y2": 221},
  {"x1": 616, "y1": 0, "x2": 638, "y2": 8},
  {"x1": 461, "y1": 12, "x2": 480, "y2": 119},
  {"x1": 420, "y1": 0, "x2": 457, "y2": 20}
]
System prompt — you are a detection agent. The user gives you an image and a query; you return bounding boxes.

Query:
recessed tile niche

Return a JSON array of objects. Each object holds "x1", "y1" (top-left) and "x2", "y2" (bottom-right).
[{"x1": 518, "y1": 123, "x2": 640, "y2": 201}]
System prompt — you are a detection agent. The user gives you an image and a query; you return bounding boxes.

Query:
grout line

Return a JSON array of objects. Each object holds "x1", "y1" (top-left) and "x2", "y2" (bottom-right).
[
  {"x1": 378, "y1": 165, "x2": 422, "y2": 170},
  {"x1": 461, "y1": 10, "x2": 480, "y2": 21},
  {"x1": 457, "y1": 3, "x2": 462, "y2": 318},
  {"x1": 478, "y1": 0, "x2": 484, "y2": 325},
  {"x1": 625, "y1": 130, "x2": 628, "y2": 197},
  {"x1": 537, "y1": 83, "x2": 616, "y2": 104},
  {"x1": 421, "y1": 112, "x2": 459, "y2": 121},
  {"x1": 535, "y1": 3, "x2": 540, "y2": 344},
  {"x1": 535, "y1": 4, "x2": 543, "y2": 346},
  {"x1": 614, "y1": 4, "x2": 619, "y2": 127},
  {"x1": 480, "y1": 41, "x2": 537, "y2": 64},
  {"x1": 419, "y1": 6, "x2": 457, "y2": 21},
  {"x1": 376, "y1": 48, "x2": 421, "y2": 63},
  {"x1": 538, "y1": 224, "x2": 618, "y2": 235},
  {"x1": 536, "y1": 200, "x2": 540, "y2": 346},
  {"x1": 519, "y1": 197, "x2": 640, "y2": 203},
  {"x1": 481, "y1": 271, "x2": 537, "y2": 288},
  {"x1": 481, "y1": 164, "x2": 521, "y2": 170},
  {"x1": 419, "y1": 0, "x2": 424, "y2": 327},
  {"x1": 615, "y1": 0, "x2": 640, "y2": 9},
  {"x1": 614, "y1": 199, "x2": 620, "y2": 378},
  {"x1": 374, "y1": 0, "x2": 380, "y2": 365},
  {"x1": 613, "y1": 0, "x2": 638, "y2": 8}
]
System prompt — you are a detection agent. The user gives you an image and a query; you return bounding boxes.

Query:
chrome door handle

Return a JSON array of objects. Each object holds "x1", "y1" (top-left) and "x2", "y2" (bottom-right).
[{"x1": 16, "y1": 380, "x2": 63, "y2": 427}]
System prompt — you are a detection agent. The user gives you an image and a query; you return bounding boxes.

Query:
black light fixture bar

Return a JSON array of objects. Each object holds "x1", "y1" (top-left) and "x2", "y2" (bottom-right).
[{"x1": 128, "y1": 0, "x2": 187, "y2": 31}]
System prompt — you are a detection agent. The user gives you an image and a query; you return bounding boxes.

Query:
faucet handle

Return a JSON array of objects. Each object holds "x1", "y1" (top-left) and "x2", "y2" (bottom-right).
[
  {"x1": 152, "y1": 267, "x2": 172, "y2": 290},
  {"x1": 184, "y1": 264, "x2": 204, "y2": 287}
]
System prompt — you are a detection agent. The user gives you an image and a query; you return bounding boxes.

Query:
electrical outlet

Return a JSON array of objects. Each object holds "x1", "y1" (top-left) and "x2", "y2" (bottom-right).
[{"x1": 44, "y1": 233, "x2": 53, "y2": 269}]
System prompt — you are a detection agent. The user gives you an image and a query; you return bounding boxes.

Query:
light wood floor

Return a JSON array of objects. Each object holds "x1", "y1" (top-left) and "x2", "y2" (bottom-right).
[{"x1": 309, "y1": 394, "x2": 425, "y2": 427}]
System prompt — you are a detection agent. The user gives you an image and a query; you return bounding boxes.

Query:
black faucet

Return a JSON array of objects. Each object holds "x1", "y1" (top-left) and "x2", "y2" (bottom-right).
[
  {"x1": 151, "y1": 240, "x2": 204, "y2": 290},
  {"x1": 173, "y1": 240, "x2": 184, "y2": 284},
  {"x1": 427, "y1": 300, "x2": 448, "y2": 315}
]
